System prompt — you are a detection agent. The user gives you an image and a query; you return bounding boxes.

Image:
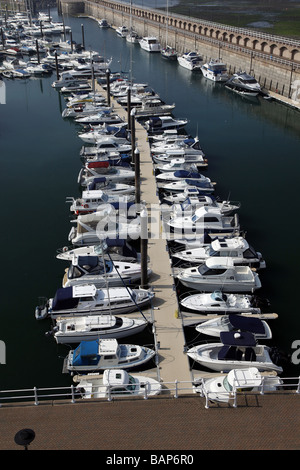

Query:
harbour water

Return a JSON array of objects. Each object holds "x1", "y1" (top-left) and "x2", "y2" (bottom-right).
[{"x1": 1, "y1": 9, "x2": 300, "y2": 391}]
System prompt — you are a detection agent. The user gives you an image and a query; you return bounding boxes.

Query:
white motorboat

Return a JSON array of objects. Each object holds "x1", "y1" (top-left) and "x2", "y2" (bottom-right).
[
  {"x1": 56, "y1": 240, "x2": 138, "y2": 263},
  {"x1": 161, "y1": 46, "x2": 177, "y2": 61},
  {"x1": 74, "y1": 369, "x2": 162, "y2": 398},
  {"x1": 161, "y1": 178, "x2": 215, "y2": 194},
  {"x1": 134, "y1": 98, "x2": 175, "y2": 118},
  {"x1": 225, "y1": 71, "x2": 262, "y2": 96},
  {"x1": 167, "y1": 207, "x2": 240, "y2": 235},
  {"x1": 139, "y1": 36, "x2": 161, "y2": 52},
  {"x1": 77, "y1": 132, "x2": 131, "y2": 148},
  {"x1": 35, "y1": 284, "x2": 154, "y2": 320},
  {"x1": 116, "y1": 25, "x2": 129, "y2": 37},
  {"x1": 201, "y1": 59, "x2": 229, "y2": 82},
  {"x1": 156, "y1": 170, "x2": 211, "y2": 184},
  {"x1": 68, "y1": 212, "x2": 141, "y2": 245},
  {"x1": 163, "y1": 191, "x2": 240, "y2": 215},
  {"x1": 75, "y1": 112, "x2": 124, "y2": 126},
  {"x1": 51, "y1": 71, "x2": 88, "y2": 88},
  {"x1": 78, "y1": 164, "x2": 135, "y2": 186},
  {"x1": 172, "y1": 236, "x2": 266, "y2": 269},
  {"x1": 155, "y1": 158, "x2": 197, "y2": 173},
  {"x1": 195, "y1": 314, "x2": 272, "y2": 339},
  {"x1": 186, "y1": 332, "x2": 283, "y2": 373},
  {"x1": 67, "y1": 190, "x2": 135, "y2": 215},
  {"x1": 126, "y1": 29, "x2": 140, "y2": 44},
  {"x1": 152, "y1": 150, "x2": 208, "y2": 168},
  {"x1": 180, "y1": 290, "x2": 262, "y2": 314},
  {"x1": 49, "y1": 315, "x2": 149, "y2": 344},
  {"x1": 62, "y1": 254, "x2": 151, "y2": 288},
  {"x1": 151, "y1": 136, "x2": 204, "y2": 155},
  {"x1": 98, "y1": 19, "x2": 110, "y2": 28},
  {"x1": 145, "y1": 116, "x2": 188, "y2": 133},
  {"x1": 177, "y1": 51, "x2": 203, "y2": 71},
  {"x1": 64, "y1": 338, "x2": 155, "y2": 374},
  {"x1": 62, "y1": 104, "x2": 112, "y2": 119},
  {"x1": 176, "y1": 257, "x2": 261, "y2": 292},
  {"x1": 194, "y1": 367, "x2": 283, "y2": 403}
]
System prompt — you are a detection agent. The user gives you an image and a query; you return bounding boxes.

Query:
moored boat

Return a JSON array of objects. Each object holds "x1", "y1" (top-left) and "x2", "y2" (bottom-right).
[
  {"x1": 74, "y1": 369, "x2": 162, "y2": 398},
  {"x1": 64, "y1": 338, "x2": 156, "y2": 374}
]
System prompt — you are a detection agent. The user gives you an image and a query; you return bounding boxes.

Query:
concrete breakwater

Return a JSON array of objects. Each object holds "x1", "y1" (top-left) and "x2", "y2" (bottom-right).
[{"x1": 58, "y1": 0, "x2": 300, "y2": 102}]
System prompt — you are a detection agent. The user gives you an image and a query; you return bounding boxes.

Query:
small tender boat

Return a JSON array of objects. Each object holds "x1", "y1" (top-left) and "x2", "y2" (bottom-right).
[
  {"x1": 195, "y1": 314, "x2": 272, "y2": 339},
  {"x1": 74, "y1": 369, "x2": 162, "y2": 398},
  {"x1": 172, "y1": 236, "x2": 266, "y2": 269},
  {"x1": 201, "y1": 59, "x2": 229, "y2": 82},
  {"x1": 49, "y1": 315, "x2": 149, "y2": 344},
  {"x1": 64, "y1": 338, "x2": 155, "y2": 374},
  {"x1": 194, "y1": 367, "x2": 283, "y2": 403},
  {"x1": 180, "y1": 290, "x2": 262, "y2": 314},
  {"x1": 176, "y1": 257, "x2": 261, "y2": 292},
  {"x1": 62, "y1": 254, "x2": 151, "y2": 288},
  {"x1": 145, "y1": 116, "x2": 188, "y2": 133},
  {"x1": 35, "y1": 284, "x2": 154, "y2": 320},
  {"x1": 139, "y1": 36, "x2": 161, "y2": 52},
  {"x1": 177, "y1": 51, "x2": 203, "y2": 71},
  {"x1": 186, "y1": 331, "x2": 283, "y2": 373}
]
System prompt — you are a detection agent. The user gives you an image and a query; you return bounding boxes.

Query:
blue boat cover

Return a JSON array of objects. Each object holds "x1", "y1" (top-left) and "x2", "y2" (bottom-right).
[
  {"x1": 174, "y1": 170, "x2": 200, "y2": 178},
  {"x1": 228, "y1": 314, "x2": 265, "y2": 334},
  {"x1": 185, "y1": 179, "x2": 211, "y2": 188},
  {"x1": 52, "y1": 287, "x2": 79, "y2": 311},
  {"x1": 220, "y1": 331, "x2": 257, "y2": 347},
  {"x1": 72, "y1": 340, "x2": 99, "y2": 366}
]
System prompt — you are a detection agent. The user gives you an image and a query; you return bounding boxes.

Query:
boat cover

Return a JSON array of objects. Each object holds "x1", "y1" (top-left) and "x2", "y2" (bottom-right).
[
  {"x1": 174, "y1": 170, "x2": 201, "y2": 178},
  {"x1": 72, "y1": 340, "x2": 99, "y2": 366},
  {"x1": 228, "y1": 314, "x2": 265, "y2": 335},
  {"x1": 220, "y1": 331, "x2": 257, "y2": 347},
  {"x1": 52, "y1": 287, "x2": 79, "y2": 311},
  {"x1": 184, "y1": 179, "x2": 211, "y2": 188}
]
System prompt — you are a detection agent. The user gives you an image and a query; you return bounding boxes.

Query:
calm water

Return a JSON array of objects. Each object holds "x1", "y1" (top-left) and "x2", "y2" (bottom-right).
[{"x1": 0, "y1": 9, "x2": 300, "y2": 390}]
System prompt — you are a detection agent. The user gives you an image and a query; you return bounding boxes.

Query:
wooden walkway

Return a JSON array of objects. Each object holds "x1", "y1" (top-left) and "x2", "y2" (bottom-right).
[{"x1": 95, "y1": 81, "x2": 192, "y2": 389}]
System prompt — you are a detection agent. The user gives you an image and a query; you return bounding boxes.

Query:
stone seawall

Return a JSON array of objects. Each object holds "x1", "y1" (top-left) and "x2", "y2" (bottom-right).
[{"x1": 58, "y1": 0, "x2": 300, "y2": 101}]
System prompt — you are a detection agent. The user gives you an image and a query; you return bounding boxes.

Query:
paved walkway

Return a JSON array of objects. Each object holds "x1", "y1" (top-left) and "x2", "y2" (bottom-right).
[{"x1": 1, "y1": 393, "x2": 299, "y2": 450}]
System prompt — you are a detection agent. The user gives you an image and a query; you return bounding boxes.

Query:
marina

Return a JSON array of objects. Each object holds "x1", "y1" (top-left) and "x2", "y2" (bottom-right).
[{"x1": 0, "y1": 4, "x2": 300, "y2": 430}]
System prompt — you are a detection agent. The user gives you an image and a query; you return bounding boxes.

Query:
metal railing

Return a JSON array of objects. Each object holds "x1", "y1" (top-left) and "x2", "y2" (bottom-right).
[{"x1": 0, "y1": 376, "x2": 299, "y2": 408}]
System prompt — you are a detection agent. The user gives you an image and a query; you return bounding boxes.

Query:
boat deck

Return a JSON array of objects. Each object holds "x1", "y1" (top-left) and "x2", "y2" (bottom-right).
[{"x1": 95, "y1": 81, "x2": 192, "y2": 389}]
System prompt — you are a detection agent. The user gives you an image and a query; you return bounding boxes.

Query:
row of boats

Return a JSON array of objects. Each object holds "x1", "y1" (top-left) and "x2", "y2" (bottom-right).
[
  {"x1": 2, "y1": 10, "x2": 284, "y2": 401},
  {"x1": 100, "y1": 19, "x2": 267, "y2": 99}
]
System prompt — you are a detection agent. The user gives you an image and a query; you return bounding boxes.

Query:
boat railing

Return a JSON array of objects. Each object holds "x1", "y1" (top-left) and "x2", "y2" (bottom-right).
[{"x1": 0, "y1": 376, "x2": 299, "y2": 408}]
